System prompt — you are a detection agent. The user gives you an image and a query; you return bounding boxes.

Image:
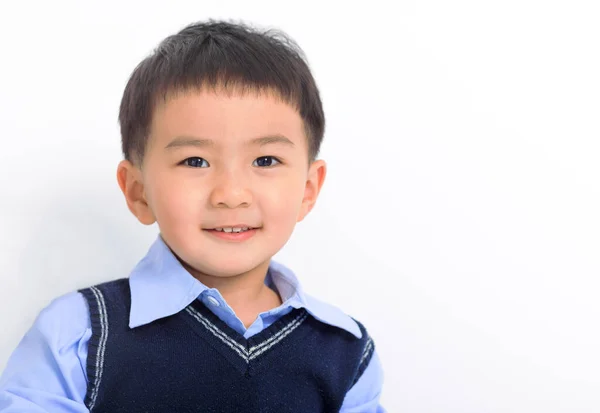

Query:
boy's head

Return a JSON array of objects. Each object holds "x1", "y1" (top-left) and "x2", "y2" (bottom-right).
[{"x1": 116, "y1": 20, "x2": 327, "y2": 279}]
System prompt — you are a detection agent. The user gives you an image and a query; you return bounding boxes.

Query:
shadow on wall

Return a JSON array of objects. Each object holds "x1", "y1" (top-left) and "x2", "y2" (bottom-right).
[{"x1": 17, "y1": 184, "x2": 156, "y2": 301}]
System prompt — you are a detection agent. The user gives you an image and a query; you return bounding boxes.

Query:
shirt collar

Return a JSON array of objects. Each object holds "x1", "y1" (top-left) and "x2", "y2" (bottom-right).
[{"x1": 128, "y1": 235, "x2": 362, "y2": 338}]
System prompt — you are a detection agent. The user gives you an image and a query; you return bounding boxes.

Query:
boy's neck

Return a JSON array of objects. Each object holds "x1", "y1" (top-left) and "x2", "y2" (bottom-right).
[{"x1": 182, "y1": 260, "x2": 283, "y2": 327}]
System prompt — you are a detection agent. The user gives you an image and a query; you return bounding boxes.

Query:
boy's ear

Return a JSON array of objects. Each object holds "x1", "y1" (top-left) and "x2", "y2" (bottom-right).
[
  {"x1": 116, "y1": 160, "x2": 156, "y2": 225},
  {"x1": 297, "y1": 159, "x2": 327, "y2": 222}
]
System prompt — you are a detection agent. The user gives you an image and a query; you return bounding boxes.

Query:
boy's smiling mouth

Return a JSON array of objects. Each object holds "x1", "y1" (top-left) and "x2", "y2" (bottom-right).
[
  {"x1": 212, "y1": 227, "x2": 254, "y2": 233},
  {"x1": 203, "y1": 225, "x2": 261, "y2": 242}
]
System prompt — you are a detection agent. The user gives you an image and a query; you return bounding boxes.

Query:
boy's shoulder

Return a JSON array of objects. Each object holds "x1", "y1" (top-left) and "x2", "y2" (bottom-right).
[
  {"x1": 42, "y1": 289, "x2": 89, "y2": 325},
  {"x1": 30, "y1": 289, "x2": 91, "y2": 352},
  {"x1": 301, "y1": 291, "x2": 369, "y2": 340},
  {"x1": 36, "y1": 278, "x2": 128, "y2": 334}
]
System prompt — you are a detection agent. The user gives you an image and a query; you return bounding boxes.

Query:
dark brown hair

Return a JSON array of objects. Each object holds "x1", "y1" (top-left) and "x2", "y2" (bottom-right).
[{"x1": 118, "y1": 19, "x2": 325, "y2": 166}]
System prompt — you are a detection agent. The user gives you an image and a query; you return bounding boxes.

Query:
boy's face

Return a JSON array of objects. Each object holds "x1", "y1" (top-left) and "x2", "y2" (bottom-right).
[{"x1": 117, "y1": 88, "x2": 325, "y2": 279}]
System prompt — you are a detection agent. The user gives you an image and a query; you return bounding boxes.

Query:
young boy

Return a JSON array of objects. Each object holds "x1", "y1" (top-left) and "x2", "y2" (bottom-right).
[{"x1": 0, "y1": 20, "x2": 385, "y2": 412}]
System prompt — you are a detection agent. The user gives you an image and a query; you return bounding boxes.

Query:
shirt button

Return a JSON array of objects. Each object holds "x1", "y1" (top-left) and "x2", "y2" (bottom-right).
[{"x1": 207, "y1": 296, "x2": 220, "y2": 307}]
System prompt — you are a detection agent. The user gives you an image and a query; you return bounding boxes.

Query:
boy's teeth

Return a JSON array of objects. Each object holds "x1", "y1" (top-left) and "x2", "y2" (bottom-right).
[{"x1": 216, "y1": 227, "x2": 250, "y2": 233}]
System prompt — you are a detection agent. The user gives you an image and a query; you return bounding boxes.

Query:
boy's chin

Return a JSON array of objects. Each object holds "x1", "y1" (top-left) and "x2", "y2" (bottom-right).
[{"x1": 183, "y1": 256, "x2": 271, "y2": 279}]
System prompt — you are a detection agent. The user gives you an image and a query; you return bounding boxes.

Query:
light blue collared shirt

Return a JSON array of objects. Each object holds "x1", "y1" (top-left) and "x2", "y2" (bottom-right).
[{"x1": 0, "y1": 235, "x2": 385, "y2": 412}]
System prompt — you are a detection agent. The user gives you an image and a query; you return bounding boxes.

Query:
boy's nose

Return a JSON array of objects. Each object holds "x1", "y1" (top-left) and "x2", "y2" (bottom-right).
[{"x1": 208, "y1": 171, "x2": 253, "y2": 209}]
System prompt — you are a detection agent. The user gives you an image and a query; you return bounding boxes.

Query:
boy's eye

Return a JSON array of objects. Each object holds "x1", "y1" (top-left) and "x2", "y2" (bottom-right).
[
  {"x1": 181, "y1": 157, "x2": 209, "y2": 168},
  {"x1": 253, "y1": 156, "x2": 281, "y2": 168}
]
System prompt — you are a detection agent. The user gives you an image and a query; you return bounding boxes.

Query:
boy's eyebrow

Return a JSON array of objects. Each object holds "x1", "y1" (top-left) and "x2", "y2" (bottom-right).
[
  {"x1": 165, "y1": 134, "x2": 295, "y2": 150},
  {"x1": 248, "y1": 134, "x2": 295, "y2": 147},
  {"x1": 165, "y1": 137, "x2": 214, "y2": 150}
]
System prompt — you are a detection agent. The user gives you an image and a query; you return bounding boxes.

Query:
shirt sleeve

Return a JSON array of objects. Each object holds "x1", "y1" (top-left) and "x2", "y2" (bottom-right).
[
  {"x1": 0, "y1": 292, "x2": 91, "y2": 412},
  {"x1": 339, "y1": 348, "x2": 386, "y2": 413}
]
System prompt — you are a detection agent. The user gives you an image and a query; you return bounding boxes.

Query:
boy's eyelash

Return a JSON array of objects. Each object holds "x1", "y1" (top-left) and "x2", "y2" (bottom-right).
[
  {"x1": 177, "y1": 156, "x2": 283, "y2": 167},
  {"x1": 178, "y1": 157, "x2": 209, "y2": 167},
  {"x1": 253, "y1": 156, "x2": 283, "y2": 167}
]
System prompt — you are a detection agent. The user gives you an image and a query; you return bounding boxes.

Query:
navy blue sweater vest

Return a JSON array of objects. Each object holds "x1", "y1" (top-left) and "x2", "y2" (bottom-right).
[{"x1": 79, "y1": 279, "x2": 375, "y2": 413}]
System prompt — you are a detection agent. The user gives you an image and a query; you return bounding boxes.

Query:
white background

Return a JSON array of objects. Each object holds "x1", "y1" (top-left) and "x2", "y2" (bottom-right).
[{"x1": 1, "y1": 1, "x2": 599, "y2": 412}]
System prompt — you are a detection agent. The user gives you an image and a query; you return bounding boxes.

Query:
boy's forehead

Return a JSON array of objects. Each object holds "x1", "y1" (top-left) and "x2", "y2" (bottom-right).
[{"x1": 149, "y1": 88, "x2": 305, "y2": 146}]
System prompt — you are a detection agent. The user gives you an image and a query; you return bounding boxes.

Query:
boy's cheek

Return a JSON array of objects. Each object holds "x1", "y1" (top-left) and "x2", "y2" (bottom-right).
[
  {"x1": 259, "y1": 179, "x2": 301, "y2": 204},
  {"x1": 264, "y1": 193, "x2": 306, "y2": 227},
  {"x1": 149, "y1": 190, "x2": 200, "y2": 226}
]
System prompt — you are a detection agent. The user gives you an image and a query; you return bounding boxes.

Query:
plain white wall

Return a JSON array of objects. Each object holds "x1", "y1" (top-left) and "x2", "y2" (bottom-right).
[{"x1": 1, "y1": 1, "x2": 599, "y2": 411}]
